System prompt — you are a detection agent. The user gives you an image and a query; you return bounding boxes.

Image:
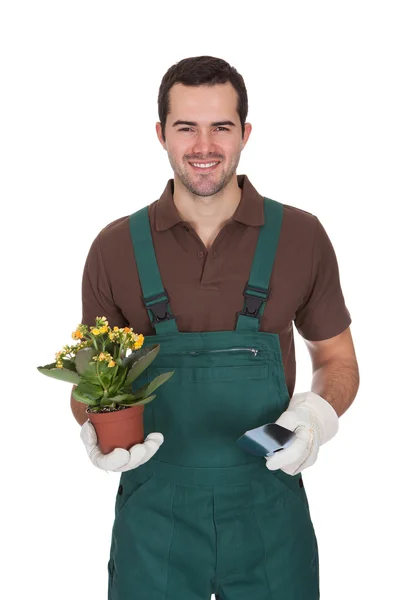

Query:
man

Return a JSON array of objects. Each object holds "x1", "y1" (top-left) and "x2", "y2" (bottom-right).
[{"x1": 72, "y1": 56, "x2": 359, "y2": 599}]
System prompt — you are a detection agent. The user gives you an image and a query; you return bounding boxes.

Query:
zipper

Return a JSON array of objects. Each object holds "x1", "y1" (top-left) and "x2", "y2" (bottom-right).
[{"x1": 179, "y1": 347, "x2": 260, "y2": 357}]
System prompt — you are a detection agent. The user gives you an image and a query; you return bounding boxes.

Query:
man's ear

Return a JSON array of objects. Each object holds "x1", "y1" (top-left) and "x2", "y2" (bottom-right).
[
  {"x1": 155, "y1": 122, "x2": 166, "y2": 149},
  {"x1": 241, "y1": 122, "x2": 252, "y2": 150}
]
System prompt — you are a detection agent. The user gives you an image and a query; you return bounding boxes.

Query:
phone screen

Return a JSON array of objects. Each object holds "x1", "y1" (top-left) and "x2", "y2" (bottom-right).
[{"x1": 237, "y1": 423, "x2": 295, "y2": 457}]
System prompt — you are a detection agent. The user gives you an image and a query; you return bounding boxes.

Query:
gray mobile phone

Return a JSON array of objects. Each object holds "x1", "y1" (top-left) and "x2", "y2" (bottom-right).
[{"x1": 236, "y1": 423, "x2": 295, "y2": 457}]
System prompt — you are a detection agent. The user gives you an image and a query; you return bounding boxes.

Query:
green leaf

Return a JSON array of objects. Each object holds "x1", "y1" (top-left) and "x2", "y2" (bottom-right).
[
  {"x1": 119, "y1": 394, "x2": 156, "y2": 407},
  {"x1": 107, "y1": 367, "x2": 128, "y2": 396},
  {"x1": 37, "y1": 364, "x2": 81, "y2": 385},
  {"x1": 75, "y1": 347, "x2": 97, "y2": 375},
  {"x1": 77, "y1": 360, "x2": 114, "y2": 388},
  {"x1": 124, "y1": 381, "x2": 147, "y2": 399},
  {"x1": 60, "y1": 359, "x2": 78, "y2": 372},
  {"x1": 122, "y1": 344, "x2": 160, "y2": 370},
  {"x1": 96, "y1": 360, "x2": 117, "y2": 388},
  {"x1": 108, "y1": 393, "x2": 138, "y2": 405},
  {"x1": 124, "y1": 345, "x2": 161, "y2": 387},
  {"x1": 144, "y1": 371, "x2": 174, "y2": 395},
  {"x1": 72, "y1": 381, "x2": 103, "y2": 406},
  {"x1": 121, "y1": 345, "x2": 157, "y2": 369},
  {"x1": 99, "y1": 397, "x2": 114, "y2": 407},
  {"x1": 78, "y1": 361, "x2": 98, "y2": 384},
  {"x1": 123, "y1": 370, "x2": 174, "y2": 397}
]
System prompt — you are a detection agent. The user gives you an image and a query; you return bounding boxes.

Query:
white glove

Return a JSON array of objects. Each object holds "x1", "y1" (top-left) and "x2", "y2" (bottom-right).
[
  {"x1": 80, "y1": 420, "x2": 164, "y2": 472},
  {"x1": 265, "y1": 391, "x2": 339, "y2": 476}
]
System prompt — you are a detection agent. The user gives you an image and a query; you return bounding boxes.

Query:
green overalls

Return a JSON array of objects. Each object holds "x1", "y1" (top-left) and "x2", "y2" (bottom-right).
[{"x1": 107, "y1": 197, "x2": 319, "y2": 599}]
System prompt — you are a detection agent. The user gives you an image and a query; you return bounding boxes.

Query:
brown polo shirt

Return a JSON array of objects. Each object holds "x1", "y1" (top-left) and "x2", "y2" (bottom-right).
[{"x1": 81, "y1": 174, "x2": 352, "y2": 398}]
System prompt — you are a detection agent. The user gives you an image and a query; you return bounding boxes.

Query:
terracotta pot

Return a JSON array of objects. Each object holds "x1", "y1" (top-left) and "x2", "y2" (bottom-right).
[{"x1": 86, "y1": 404, "x2": 145, "y2": 455}]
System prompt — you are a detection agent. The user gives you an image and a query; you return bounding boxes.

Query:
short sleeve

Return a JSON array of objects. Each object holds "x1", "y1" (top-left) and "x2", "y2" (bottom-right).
[
  {"x1": 81, "y1": 233, "x2": 129, "y2": 329},
  {"x1": 294, "y1": 217, "x2": 352, "y2": 341}
]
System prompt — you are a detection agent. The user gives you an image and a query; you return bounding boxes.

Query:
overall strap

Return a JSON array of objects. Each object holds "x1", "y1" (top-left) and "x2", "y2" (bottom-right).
[
  {"x1": 129, "y1": 207, "x2": 178, "y2": 335},
  {"x1": 236, "y1": 197, "x2": 284, "y2": 332}
]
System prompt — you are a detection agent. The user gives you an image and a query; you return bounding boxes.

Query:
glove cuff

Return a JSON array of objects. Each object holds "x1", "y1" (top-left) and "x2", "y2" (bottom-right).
[{"x1": 289, "y1": 391, "x2": 339, "y2": 444}]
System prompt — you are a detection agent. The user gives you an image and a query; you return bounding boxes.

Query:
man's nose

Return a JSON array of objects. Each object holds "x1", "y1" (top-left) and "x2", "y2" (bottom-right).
[{"x1": 191, "y1": 131, "x2": 217, "y2": 157}]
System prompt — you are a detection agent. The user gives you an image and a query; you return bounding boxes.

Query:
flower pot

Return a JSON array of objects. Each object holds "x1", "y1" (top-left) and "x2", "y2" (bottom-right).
[{"x1": 86, "y1": 404, "x2": 145, "y2": 455}]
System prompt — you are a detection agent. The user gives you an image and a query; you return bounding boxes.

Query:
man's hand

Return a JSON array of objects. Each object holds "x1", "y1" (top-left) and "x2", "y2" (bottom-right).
[
  {"x1": 265, "y1": 391, "x2": 339, "y2": 476},
  {"x1": 80, "y1": 420, "x2": 164, "y2": 472}
]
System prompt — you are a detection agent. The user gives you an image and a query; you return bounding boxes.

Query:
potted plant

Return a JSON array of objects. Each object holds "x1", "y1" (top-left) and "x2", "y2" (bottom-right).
[{"x1": 37, "y1": 316, "x2": 174, "y2": 453}]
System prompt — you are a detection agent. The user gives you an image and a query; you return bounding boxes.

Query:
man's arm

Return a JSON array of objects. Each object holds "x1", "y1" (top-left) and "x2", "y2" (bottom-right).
[
  {"x1": 266, "y1": 326, "x2": 359, "y2": 475},
  {"x1": 304, "y1": 326, "x2": 360, "y2": 417},
  {"x1": 71, "y1": 386, "x2": 88, "y2": 426}
]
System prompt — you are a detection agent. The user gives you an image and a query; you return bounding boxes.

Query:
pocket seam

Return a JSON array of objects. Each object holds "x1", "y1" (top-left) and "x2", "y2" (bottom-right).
[
  {"x1": 114, "y1": 474, "x2": 155, "y2": 527},
  {"x1": 270, "y1": 472, "x2": 310, "y2": 515}
]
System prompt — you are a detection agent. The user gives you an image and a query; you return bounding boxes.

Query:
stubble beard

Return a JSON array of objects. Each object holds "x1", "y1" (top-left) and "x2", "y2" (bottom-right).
[{"x1": 168, "y1": 152, "x2": 241, "y2": 198}]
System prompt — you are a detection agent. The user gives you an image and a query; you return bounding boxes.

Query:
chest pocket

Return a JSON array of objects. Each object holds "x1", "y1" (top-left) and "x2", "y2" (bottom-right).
[{"x1": 147, "y1": 346, "x2": 270, "y2": 382}]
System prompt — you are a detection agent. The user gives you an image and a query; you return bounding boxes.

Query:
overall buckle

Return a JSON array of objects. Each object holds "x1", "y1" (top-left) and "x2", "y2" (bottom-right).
[
  {"x1": 142, "y1": 290, "x2": 174, "y2": 324},
  {"x1": 239, "y1": 283, "x2": 269, "y2": 318}
]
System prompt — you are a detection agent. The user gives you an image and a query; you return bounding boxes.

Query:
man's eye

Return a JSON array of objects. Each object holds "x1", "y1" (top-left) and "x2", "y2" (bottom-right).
[{"x1": 177, "y1": 127, "x2": 229, "y2": 132}]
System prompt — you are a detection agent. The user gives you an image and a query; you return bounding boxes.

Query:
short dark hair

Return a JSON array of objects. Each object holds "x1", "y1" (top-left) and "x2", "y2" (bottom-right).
[{"x1": 157, "y1": 55, "x2": 248, "y2": 141}]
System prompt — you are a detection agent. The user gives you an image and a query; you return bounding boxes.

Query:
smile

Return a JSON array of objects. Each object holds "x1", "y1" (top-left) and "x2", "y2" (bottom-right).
[{"x1": 189, "y1": 161, "x2": 220, "y2": 171}]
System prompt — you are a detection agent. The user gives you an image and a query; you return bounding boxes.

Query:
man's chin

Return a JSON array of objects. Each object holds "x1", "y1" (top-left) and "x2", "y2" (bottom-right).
[
  {"x1": 188, "y1": 184, "x2": 223, "y2": 197},
  {"x1": 183, "y1": 174, "x2": 225, "y2": 197}
]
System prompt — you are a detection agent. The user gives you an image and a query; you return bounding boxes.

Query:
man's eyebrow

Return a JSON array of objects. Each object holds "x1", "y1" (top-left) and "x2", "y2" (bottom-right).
[{"x1": 172, "y1": 120, "x2": 236, "y2": 127}]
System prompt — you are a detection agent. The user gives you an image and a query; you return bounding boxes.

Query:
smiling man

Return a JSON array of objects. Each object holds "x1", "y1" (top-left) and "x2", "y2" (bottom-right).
[
  {"x1": 163, "y1": 83, "x2": 248, "y2": 197},
  {"x1": 74, "y1": 56, "x2": 359, "y2": 599},
  {"x1": 155, "y1": 77, "x2": 252, "y2": 249}
]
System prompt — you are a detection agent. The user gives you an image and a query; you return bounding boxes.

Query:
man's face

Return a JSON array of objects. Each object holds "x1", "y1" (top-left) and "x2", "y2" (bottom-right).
[{"x1": 156, "y1": 82, "x2": 252, "y2": 197}]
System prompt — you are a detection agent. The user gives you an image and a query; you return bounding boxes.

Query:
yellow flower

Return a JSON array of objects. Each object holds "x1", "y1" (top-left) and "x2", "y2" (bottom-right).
[
  {"x1": 99, "y1": 325, "x2": 108, "y2": 334},
  {"x1": 98, "y1": 352, "x2": 106, "y2": 361},
  {"x1": 108, "y1": 360, "x2": 116, "y2": 367},
  {"x1": 92, "y1": 328, "x2": 100, "y2": 335},
  {"x1": 133, "y1": 334, "x2": 144, "y2": 350},
  {"x1": 124, "y1": 327, "x2": 131, "y2": 333},
  {"x1": 113, "y1": 326, "x2": 119, "y2": 332},
  {"x1": 72, "y1": 330, "x2": 83, "y2": 340}
]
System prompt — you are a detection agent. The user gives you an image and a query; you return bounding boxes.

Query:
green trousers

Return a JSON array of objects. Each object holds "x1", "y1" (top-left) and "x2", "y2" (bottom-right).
[{"x1": 107, "y1": 198, "x2": 319, "y2": 599}]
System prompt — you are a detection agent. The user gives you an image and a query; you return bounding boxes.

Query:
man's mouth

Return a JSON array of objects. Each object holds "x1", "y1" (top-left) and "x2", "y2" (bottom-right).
[{"x1": 188, "y1": 161, "x2": 221, "y2": 172}]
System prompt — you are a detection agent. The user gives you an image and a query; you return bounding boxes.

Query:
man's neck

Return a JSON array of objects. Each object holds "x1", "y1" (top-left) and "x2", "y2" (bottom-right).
[{"x1": 172, "y1": 175, "x2": 242, "y2": 248}]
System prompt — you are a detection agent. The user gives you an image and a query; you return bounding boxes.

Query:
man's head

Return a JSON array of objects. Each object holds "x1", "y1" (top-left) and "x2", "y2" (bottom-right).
[{"x1": 156, "y1": 56, "x2": 252, "y2": 197}]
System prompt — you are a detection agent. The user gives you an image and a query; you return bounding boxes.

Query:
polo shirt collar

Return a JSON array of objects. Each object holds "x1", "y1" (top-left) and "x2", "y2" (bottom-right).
[{"x1": 155, "y1": 174, "x2": 265, "y2": 232}]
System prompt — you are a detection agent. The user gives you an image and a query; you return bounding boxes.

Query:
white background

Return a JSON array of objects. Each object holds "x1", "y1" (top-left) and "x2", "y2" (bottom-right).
[{"x1": 1, "y1": 1, "x2": 399, "y2": 598}]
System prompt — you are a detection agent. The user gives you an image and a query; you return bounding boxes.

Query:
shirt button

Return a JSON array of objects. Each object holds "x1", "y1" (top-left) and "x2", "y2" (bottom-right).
[
  {"x1": 198, "y1": 251, "x2": 204, "y2": 258},
  {"x1": 183, "y1": 226, "x2": 190, "y2": 232},
  {"x1": 213, "y1": 252, "x2": 217, "y2": 258}
]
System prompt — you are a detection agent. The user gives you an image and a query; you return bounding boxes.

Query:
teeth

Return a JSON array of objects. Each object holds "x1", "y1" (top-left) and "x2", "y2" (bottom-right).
[{"x1": 191, "y1": 162, "x2": 219, "y2": 168}]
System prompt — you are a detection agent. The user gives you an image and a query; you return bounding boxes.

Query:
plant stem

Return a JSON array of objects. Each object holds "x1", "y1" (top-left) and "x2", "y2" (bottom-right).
[
  {"x1": 91, "y1": 334, "x2": 99, "y2": 352},
  {"x1": 96, "y1": 361, "x2": 105, "y2": 390},
  {"x1": 110, "y1": 363, "x2": 118, "y2": 387}
]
